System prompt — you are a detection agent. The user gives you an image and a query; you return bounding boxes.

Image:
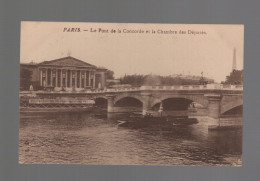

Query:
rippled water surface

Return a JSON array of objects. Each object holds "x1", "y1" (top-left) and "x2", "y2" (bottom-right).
[{"x1": 19, "y1": 112, "x2": 242, "y2": 166}]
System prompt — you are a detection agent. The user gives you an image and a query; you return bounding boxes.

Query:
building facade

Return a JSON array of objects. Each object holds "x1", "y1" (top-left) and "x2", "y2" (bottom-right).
[{"x1": 20, "y1": 56, "x2": 107, "y2": 90}]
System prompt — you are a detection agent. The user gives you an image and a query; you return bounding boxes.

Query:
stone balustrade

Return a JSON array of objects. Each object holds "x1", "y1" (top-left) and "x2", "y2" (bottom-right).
[{"x1": 20, "y1": 84, "x2": 243, "y2": 96}]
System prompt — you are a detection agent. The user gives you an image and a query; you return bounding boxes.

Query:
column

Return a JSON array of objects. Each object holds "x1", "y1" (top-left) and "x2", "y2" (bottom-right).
[
  {"x1": 89, "y1": 71, "x2": 91, "y2": 86},
  {"x1": 60, "y1": 69, "x2": 63, "y2": 87},
  {"x1": 81, "y1": 71, "x2": 84, "y2": 88},
  {"x1": 46, "y1": 68, "x2": 48, "y2": 86},
  {"x1": 79, "y1": 71, "x2": 82, "y2": 88},
  {"x1": 93, "y1": 72, "x2": 96, "y2": 89},
  {"x1": 55, "y1": 69, "x2": 58, "y2": 87},
  {"x1": 40, "y1": 69, "x2": 42, "y2": 86},
  {"x1": 106, "y1": 95, "x2": 114, "y2": 113},
  {"x1": 70, "y1": 70, "x2": 72, "y2": 87},
  {"x1": 65, "y1": 70, "x2": 68, "y2": 87},
  {"x1": 84, "y1": 71, "x2": 87, "y2": 88},
  {"x1": 141, "y1": 93, "x2": 152, "y2": 115},
  {"x1": 50, "y1": 69, "x2": 53, "y2": 86},
  {"x1": 205, "y1": 94, "x2": 222, "y2": 119},
  {"x1": 75, "y1": 70, "x2": 78, "y2": 88}
]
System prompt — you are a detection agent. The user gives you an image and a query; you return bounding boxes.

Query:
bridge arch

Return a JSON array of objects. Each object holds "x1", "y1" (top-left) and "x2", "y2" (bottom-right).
[
  {"x1": 222, "y1": 105, "x2": 243, "y2": 115},
  {"x1": 114, "y1": 94, "x2": 144, "y2": 105},
  {"x1": 151, "y1": 98, "x2": 193, "y2": 111},
  {"x1": 221, "y1": 95, "x2": 243, "y2": 114},
  {"x1": 94, "y1": 96, "x2": 108, "y2": 107},
  {"x1": 150, "y1": 94, "x2": 208, "y2": 108}
]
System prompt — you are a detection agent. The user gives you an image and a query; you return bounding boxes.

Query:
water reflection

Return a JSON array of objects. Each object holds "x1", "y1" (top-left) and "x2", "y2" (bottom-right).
[{"x1": 19, "y1": 112, "x2": 242, "y2": 165}]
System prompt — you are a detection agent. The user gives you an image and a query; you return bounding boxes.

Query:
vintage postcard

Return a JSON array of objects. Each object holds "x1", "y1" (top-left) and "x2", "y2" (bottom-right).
[{"x1": 19, "y1": 22, "x2": 243, "y2": 166}]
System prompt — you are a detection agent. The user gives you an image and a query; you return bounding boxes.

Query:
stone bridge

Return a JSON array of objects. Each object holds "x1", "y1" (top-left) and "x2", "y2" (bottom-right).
[
  {"x1": 33, "y1": 84, "x2": 243, "y2": 119},
  {"x1": 94, "y1": 84, "x2": 243, "y2": 119}
]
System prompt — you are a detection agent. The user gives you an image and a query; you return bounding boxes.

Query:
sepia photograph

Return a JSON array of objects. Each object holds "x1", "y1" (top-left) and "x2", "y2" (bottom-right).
[{"x1": 19, "y1": 22, "x2": 243, "y2": 166}]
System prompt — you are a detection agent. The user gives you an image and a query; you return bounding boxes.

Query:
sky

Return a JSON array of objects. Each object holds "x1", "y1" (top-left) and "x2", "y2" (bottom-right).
[{"x1": 20, "y1": 22, "x2": 244, "y2": 83}]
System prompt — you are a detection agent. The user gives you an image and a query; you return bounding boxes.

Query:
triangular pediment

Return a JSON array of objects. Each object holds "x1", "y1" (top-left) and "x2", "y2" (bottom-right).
[{"x1": 38, "y1": 56, "x2": 96, "y2": 68}]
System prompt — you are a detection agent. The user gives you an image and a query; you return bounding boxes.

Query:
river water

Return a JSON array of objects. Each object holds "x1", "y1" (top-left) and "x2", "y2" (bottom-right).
[{"x1": 19, "y1": 111, "x2": 242, "y2": 166}]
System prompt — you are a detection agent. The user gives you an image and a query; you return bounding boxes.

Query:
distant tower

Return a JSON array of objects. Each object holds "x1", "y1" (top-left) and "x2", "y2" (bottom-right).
[{"x1": 232, "y1": 48, "x2": 237, "y2": 71}]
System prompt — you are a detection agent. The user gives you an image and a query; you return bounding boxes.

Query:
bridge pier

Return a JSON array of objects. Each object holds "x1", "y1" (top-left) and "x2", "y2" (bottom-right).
[
  {"x1": 106, "y1": 95, "x2": 114, "y2": 113},
  {"x1": 141, "y1": 93, "x2": 152, "y2": 115},
  {"x1": 206, "y1": 94, "x2": 222, "y2": 119}
]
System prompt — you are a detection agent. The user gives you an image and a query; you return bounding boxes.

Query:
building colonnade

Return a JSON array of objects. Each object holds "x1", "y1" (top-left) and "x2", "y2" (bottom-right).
[{"x1": 39, "y1": 68, "x2": 100, "y2": 89}]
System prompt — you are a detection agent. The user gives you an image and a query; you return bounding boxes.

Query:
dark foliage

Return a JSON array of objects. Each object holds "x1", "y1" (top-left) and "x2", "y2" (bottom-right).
[
  {"x1": 119, "y1": 74, "x2": 214, "y2": 86},
  {"x1": 224, "y1": 70, "x2": 243, "y2": 85},
  {"x1": 106, "y1": 70, "x2": 115, "y2": 79},
  {"x1": 20, "y1": 69, "x2": 32, "y2": 90}
]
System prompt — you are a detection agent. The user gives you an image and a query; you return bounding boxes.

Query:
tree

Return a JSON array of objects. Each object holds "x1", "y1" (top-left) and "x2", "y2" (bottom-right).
[
  {"x1": 119, "y1": 74, "x2": 213, "y2": 86},
  {"x1": 106, "y1": 70, "x2": 115, "y2": 79},
  {"x1": 120, "y1": 74, "x2": 146, "y2": 86},
  {"x1": 20, "y1": 68, "x2": 32, "y2": 90},
  {"x1": 224, "y1": 69, "x2": 243, "y2": 85}
]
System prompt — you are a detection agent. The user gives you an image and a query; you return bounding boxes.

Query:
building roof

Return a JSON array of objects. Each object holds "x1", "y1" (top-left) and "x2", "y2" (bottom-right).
[{"x1": 37, "y1": 56, "x2": 97, "y2": 68}]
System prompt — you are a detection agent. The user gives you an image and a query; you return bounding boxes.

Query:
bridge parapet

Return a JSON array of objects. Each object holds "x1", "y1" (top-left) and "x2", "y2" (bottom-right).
[
  {"x1": 140, "y1": 84, "x2": 243, "y2": 91},
  {"x1": 106, "y1": 87, "x2": 141, "y2": 92},
  {"x1": 20, "y1": 84, "x2": 243, "y2": 96}
]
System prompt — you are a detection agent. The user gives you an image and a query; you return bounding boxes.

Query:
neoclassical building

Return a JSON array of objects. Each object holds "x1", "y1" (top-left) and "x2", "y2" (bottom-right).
[{"x1": 21, "y1": 56, "x2": 107, "y2": 90}]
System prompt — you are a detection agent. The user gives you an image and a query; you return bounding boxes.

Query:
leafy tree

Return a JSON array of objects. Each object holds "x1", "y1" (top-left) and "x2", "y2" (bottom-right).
[
  {"x1": 224, "y1": 69, "x2": 243, "y2": 85},
  {"x1": 119, "y1": 74, "x2": 213, "y2": 86},
  {"x1": 20, "y1": 68, "x2": 32, "y2": 90},
  {"x1": 120, "y1": 74, "x2": 146, "y2": 86},
  {"x1": 106, "y1": 70, "x2": 115, "y2": 79}
]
